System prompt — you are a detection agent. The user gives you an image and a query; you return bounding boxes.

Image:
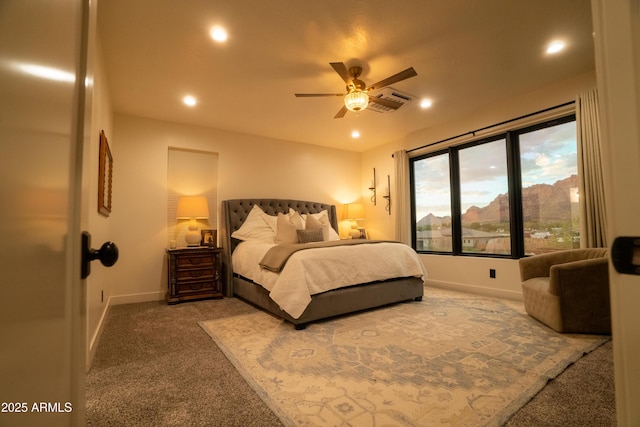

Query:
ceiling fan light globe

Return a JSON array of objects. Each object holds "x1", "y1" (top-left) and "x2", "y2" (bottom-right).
[{"x1": 344, "y1": 91, "x2": 369, "y2": 112}]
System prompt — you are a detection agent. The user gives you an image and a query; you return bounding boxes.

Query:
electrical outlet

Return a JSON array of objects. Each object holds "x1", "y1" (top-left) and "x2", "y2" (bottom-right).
[{"x1": 489, "y1": 269, "x2": 496, "y2": 278}]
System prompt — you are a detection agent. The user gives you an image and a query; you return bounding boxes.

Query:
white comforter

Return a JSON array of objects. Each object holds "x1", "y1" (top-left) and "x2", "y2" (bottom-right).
[{"x1": 232, "y1": 240, "x2": 427, "y2": 319}]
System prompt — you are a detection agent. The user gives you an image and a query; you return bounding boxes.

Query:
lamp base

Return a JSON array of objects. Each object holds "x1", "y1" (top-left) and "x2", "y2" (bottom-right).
[
  {"x1": 185, "y1": 219, "x2": 201, "y2": 246},
  {"x1": 185, "y1": 230, "x2": 201, "y2": 246}
]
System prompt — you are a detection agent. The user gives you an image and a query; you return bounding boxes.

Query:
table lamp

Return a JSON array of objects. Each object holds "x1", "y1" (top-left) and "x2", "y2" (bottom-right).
[
  {"x1": 343, "y1": 203, "x2": 365, "y2": 239},
  {"x1": 176, "y1": 196, "x2": 210, "y2": 246}
]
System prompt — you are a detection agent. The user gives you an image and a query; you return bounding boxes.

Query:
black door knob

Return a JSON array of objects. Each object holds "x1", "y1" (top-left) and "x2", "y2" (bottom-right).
[
  {"x1": 81, "y1": 231, "x2": 119, "y2": 279},
  {"x1": 90, "y1": 241, "x2": 119, "y2": 266}
]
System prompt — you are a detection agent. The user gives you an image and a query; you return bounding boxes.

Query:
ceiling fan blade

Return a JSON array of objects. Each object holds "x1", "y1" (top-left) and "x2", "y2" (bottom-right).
[
  {"x1": 366, "y1": 67, "x2": 417, "y2": 91},
  {"x1": 330, "y1": 62, "x2": 351, "y2": 84},
  {"x1": 369, "y1": 96, "x2": 402, "y2": 110},
  {"x1": 295, "y1": 93, "x2": 344, "y2": 97},
  {"x1": 334, "y1": 105, "x2": 348, "y2": 119}
]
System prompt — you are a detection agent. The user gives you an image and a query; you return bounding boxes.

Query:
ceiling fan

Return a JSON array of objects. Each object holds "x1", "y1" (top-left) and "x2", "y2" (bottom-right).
[{"x1": 295, "y1": 62, "x2": 418, "y2": 118}]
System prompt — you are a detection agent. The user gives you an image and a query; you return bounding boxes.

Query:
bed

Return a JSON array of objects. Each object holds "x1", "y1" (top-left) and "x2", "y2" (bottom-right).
[{"x1": 220, "y1": 198, "x2": 426, "y2": 329}]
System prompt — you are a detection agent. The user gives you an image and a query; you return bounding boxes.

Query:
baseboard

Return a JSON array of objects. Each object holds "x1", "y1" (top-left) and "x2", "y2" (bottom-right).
[
  {"x1": 109, "y1": 291, "x2": 165, "y2": 305},
  {"x1": 425, "y1": 279, "x2": 523, "y2": 301},
  {"x1": 87, "y1": 300, "x2": 111, "y2": 372}
]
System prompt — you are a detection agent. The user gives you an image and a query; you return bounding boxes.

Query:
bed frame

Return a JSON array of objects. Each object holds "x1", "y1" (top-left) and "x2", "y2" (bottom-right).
[{"x1": 220, "y1": 198, "x2": 424, "y2": 329}]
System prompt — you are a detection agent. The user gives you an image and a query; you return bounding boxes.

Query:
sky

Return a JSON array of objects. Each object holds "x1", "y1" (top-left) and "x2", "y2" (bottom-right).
[{"x1": 413, "y1": 121, "x2": 577, "y2": 219}]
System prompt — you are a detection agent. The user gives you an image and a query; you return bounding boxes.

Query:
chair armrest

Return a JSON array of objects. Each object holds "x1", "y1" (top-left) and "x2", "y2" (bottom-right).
[
  {"x1": 549, "y1": 257, "x2": 611, "y2": 333},
  {"x1": 519, "y1": 252, "x2": 565, "y2": 281}
]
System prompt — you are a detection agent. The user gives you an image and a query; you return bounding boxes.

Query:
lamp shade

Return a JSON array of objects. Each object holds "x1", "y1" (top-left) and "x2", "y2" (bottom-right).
[
  {"x1": 343, "y1": 203, "x2": 365, "y2": 220},
  {"x1": 344, "y1": 91, "x2": 369, "y2": 112},
  {"x1": 176, "y1": 196, "x2": 209, "y2": 219}
]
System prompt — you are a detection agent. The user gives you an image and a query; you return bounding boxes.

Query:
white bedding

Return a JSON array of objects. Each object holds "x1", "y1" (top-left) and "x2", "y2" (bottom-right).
[{"x1": 232, "y1": 240, "x2": 427, "y2": 319}]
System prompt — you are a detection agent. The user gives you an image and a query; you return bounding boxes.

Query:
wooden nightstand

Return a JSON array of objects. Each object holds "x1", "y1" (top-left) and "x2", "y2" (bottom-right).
[{"x1": 166, "y1": 247, "x2": 223, "y2": 304}]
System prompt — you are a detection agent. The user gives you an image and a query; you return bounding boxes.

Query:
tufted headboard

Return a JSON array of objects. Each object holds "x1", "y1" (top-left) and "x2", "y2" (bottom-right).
[{"x1": 220, "y1": 198, "x2": 338, "y2": 297}]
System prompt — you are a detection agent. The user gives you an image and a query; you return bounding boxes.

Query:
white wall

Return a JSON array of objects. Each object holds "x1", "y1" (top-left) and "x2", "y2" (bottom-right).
[
  {"x1": 362, "y1": 71, "x2": 597, "y2": 300},
  {"x1": 107, "y1": 114, "x2": 362, "y2": 303},
  {"x1": 85, "y1": 30, "x2": 114, "y2": 364}
]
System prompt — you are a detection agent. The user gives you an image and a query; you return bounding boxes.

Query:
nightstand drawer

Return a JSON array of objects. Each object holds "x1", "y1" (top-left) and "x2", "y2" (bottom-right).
[
  {"x1": 176, "y1": 254, "x2": 214, "y2": 268},
  {"x1": 176, "y1": 267, "x2": 214, "y2": 282},
  {"x1": 174, "y1": 279, "x2": 215, "y2": 294}
]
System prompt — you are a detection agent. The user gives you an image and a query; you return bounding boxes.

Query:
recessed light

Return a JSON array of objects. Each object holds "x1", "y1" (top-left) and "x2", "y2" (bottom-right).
[
  {"x1": 183, "y1": 95, "x2": 197, "y2": 107},
  {"x1": 546, "y1": 40, "x2": 566, "y2": 54},
  {"x1": 210, "y1": 26, "x2": 228, "y2": 43},
  {"x1": 351, "y1": 130, "x2": 361, "y2": 139},
  {"x1": 420, "y1": 99, "x2": 433, "y2": 109}
]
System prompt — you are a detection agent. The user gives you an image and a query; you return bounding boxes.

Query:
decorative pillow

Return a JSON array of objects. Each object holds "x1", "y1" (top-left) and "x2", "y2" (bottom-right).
[
  {"x1": 304, "y1": 213, "x2": 323, "y2": 230},
  {"x1": 262, "y1": 211, "x2": 277, "y2": 233},
  {"x1": 297, "y1": 228, "x2": 324, "y2": 243},
  {"x1": 288, "y1": 209, "x2": 304, "y2": 228},
  {"x1": 276, "y1": 212, "x2": 302, "y2": 244},
  {"x1": 304, "y1": 212, "x2": 340, "y2": 241},
  {"x1": 318, "y1": 214, "x2": 341, "y2": 241},
  {"x1": 230, "y1": 204, "x2": 276, "y2": 243},
  {"x1": 295, "y1": 209, "x2": 341, "y2": 241}
]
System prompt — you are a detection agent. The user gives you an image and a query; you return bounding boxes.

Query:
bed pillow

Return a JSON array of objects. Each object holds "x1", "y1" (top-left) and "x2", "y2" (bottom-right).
[
  {"x1": 304, "y1": 212, "x2": 340, "y2": 241},
  {"x1": 304, "y1": 213, "x2": 324, "y2": 230},
  {"x1": 230, "y1": 204, "x2": 276, "y2": 243},
  {"x1": 296, "y1": 228, "x2": 324, "y2": 243},
  {"x1": 276, "y1": 212, "x2": 303, "y2": 243},
  {"x1": 294, "y1": 209, "x2": 341, "y2": 241}
]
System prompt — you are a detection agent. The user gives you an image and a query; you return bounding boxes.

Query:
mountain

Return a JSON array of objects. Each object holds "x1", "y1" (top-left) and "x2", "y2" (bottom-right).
[
  {"x1": 519, "y1": 175, "x2": 578, "y2": 222},
  {"x1": 417, "y1": 213, "x2": 451, "y2": 228},
  {"x1": 417, "y1": 175, "x2": 578, "y2": 225}
]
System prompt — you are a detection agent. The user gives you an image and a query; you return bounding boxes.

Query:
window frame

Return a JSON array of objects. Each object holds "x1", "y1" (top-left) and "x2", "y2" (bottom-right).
[{"x1": 410, "y1": 114, "x2": 577, "y2": 259}]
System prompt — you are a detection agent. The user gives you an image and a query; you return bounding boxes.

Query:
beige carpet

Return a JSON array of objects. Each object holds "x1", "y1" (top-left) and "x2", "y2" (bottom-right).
[{"x1": 199, "y1": 288, "x2": 609, "y2": 427}]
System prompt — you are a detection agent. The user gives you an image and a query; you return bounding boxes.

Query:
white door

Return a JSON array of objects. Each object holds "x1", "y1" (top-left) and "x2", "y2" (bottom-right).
[
  {"x1": 0, "y1": 1, "x2": 89, "y2": 426},
  {"x1": 592, "y1": 0, "x2": 640, "y2": 425}
]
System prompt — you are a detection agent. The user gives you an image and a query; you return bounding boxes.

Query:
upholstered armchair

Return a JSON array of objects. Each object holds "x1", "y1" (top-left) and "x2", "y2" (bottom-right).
[{"x1": 519, "y1": 248, "x2": 611, "y2": 334}]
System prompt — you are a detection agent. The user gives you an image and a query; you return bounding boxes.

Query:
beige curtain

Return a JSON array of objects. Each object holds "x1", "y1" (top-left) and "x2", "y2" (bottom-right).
[
  {"x1": 393, "y1": 150, "x2": 411, "y2": 245},
  {"x1": 576, "y1": 88, "x2": 608, "y2": 248}
]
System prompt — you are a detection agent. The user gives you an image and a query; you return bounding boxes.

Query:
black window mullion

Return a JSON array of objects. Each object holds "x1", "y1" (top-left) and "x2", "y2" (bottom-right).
[
  {"x1": 409, "y1": 158, "x2": 418, "y2": 250},
  {"x1": 449, "y1": 148, "x2": 462, "y2": 254},
  {"x1": 506, "y1": 131, "x2": 524, "y2": 258}
]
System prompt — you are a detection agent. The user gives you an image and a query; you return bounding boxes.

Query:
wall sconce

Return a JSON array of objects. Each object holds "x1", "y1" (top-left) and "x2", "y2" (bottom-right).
[
  {"x1": 176, "y1": 196, "x2": 210, "y2": 246},
  {"x1": 383, "y1": 175, "x2": 391, "y2": 215},
  {"x1": 368, "y1": 168, "x2": 377, "y2": 205}
]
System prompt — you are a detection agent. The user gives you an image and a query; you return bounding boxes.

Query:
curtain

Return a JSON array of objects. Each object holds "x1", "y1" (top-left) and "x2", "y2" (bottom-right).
[
  {"x1": 393, "y1": 150, "x2": 411, "y2": 245},
  {"x1": 576, "y1": 88, "x2": 608, "y2": 248}
]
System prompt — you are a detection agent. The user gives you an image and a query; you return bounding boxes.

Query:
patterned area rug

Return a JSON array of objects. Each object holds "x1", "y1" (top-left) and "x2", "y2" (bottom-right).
[{"x1": 199, "y1": 288, "x2": 609, "y2": 426}]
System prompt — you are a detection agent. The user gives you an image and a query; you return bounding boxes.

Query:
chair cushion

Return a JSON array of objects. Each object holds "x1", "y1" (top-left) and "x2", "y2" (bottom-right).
[{"x1": 521, "y1": 278, "x2": 563, "y2": 332}]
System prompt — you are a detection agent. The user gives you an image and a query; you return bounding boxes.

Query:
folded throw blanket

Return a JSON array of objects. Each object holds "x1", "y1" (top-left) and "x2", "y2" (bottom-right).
[{"x1": 259, "y1": 239, "x2": 397, "y2": 272}]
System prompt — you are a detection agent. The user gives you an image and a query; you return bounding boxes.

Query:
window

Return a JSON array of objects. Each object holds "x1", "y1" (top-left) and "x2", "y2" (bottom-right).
[
  {"x1": 410, "y1": 115, "x2": 578, "y2": 258},
  {"x1": 519, "y1": 120, "x2": 579, "y2": 254},
  {"x1": 459, "y1": 138, "x2": 510, "y2": 255},
  {"x1": 413, "y1": 152, "x2": 452, "y2": 252}
]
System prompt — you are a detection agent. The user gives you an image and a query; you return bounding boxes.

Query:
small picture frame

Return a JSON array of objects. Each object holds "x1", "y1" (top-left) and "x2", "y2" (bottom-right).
[
  {"x1": 201, "y1": 229, "x2": 217, "y2": 247},
  {"x1": 357, "y1": 227, "x2": 368, "y2": 239}
]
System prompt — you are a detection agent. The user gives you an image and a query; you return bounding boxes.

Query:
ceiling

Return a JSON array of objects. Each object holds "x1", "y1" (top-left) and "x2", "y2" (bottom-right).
[{"x1": 97, "y1": 0, "x2": 594, "y2": 152}]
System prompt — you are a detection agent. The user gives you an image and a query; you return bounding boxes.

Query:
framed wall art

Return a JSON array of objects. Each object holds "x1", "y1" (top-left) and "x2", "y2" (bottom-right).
[{"x1": 98, "y1": 130, "x2": 113, "y2": 217}]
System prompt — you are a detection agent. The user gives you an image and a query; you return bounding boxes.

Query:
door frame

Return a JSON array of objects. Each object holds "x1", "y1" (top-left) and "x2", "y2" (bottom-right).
[{"x1": 591, "y1": 0, "x2": 640, "y2": 424}]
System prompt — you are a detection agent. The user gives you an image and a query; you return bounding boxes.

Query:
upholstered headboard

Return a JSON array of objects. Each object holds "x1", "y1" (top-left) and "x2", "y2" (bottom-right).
[{"x1": 220, "y1": 198, "x2": 338, "y2": 296}]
